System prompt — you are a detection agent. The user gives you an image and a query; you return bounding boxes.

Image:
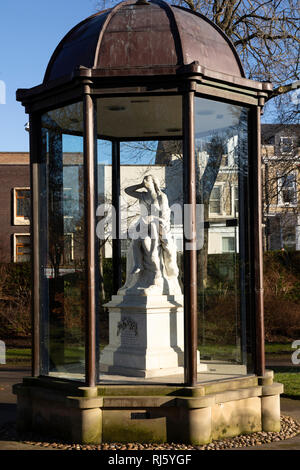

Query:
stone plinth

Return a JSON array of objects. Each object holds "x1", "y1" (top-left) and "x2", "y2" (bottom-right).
[
  {"x1": 13, "y1": 374, "x2": 284, "y2": 445},
  {"x1": 100, "y1": 294, "x2": 206, "y2": 378}
]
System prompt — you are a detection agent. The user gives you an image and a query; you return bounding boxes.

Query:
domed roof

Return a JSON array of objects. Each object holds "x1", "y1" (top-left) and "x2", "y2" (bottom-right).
[{"x1": 44, "y1": 0, "x2": 245, "y2": 83}]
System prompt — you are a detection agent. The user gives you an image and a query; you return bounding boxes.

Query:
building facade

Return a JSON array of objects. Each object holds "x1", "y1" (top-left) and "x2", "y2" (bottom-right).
[
  {"x1": 0, "y1": 153, "x2": 30, "y2": 263},
  {"x1": 1, "y1": 124, "x2": 299, "y2": 265},
  {"x1": 262, "y1": 124, "x2": 300, "y2": 251}
]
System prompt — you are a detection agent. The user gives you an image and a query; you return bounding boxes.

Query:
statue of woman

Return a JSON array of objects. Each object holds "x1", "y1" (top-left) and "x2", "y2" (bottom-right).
[{"x1": 118, "y1": 175, "x2": 182, "y2": 296}]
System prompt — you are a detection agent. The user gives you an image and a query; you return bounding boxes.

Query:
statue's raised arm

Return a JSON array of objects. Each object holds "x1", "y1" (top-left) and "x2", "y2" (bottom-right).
[{"x1": 124, "y1": 182, "x2": 146, "y2": 200}]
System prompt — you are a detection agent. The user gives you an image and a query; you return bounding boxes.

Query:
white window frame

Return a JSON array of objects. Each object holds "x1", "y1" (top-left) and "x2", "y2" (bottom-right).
[
  {"x1": 279, "y1": 136, "x2": 294, "y2": 155},
  {"x1": 13, "y1": 187, "x2": 30, "y2": 226},
  {"x1": 13, "y1": 233, "x2": 30, "y2": 263}
]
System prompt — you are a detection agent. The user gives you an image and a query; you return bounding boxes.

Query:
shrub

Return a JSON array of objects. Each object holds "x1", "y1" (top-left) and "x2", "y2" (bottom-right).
[
  {"x1": 0, "y1": 262, "x2": 31, "y2": 339},
  {"x1": 0, "y1": 250, "x2": 299, "y2": 345},
  {"x1": 263, "y1": 251, "x2": 300, "y2": 341}
]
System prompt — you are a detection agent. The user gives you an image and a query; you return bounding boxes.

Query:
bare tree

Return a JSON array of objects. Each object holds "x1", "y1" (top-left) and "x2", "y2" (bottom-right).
[
  {"x1": 94, "y1": 0, "x2": 300, "y2": 255},
  {"x1": 180, "y1": 0, "x2": 300, "y2": 123}
]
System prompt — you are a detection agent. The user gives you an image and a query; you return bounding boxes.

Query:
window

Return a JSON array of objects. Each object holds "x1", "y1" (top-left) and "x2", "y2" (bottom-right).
[
  {"x1": 14, "y1": 188, "x2": 30, "y2": 225},
  {"x1": 280, "y1": 137, "x2": 294, "y2": 154},
  {"x1": 14, "y1": 234, "x2": 30, "y2": 262},
  {"x1": 222, "y1": 237, "x2": 235, "y2": 253},
  {"x1": 232, "y1": 185, "x2": 239, "y2": 216},
  {"x1": 209, "y1": 186, "x2": 222, "y2": 215},
  {"x1": 278, "y1": 173, "x2": 297, "y2": 206}
]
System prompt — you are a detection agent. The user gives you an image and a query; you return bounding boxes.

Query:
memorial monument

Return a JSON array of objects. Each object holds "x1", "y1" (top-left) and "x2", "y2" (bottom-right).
[
  {"x1": 101, "y1": 175, "x2": 204, "y2": 377},
  {"x1": 14, "y1": 0, "x2": 282, "y2": 445}
]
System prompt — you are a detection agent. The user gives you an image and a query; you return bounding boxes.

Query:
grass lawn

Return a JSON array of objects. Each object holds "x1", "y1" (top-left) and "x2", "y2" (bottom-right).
[
  {"x1": 4, "y1": 348, "x2": 31, "y2": 365},
  {"x1": 265, "y1": 343, "x2": 294, "y2": 355},
  {"x1": 3, "y1": 346, "x2": 85, "y2": 366},
  {"x1": 273, "y1": 367, "x2": 300, "y2": 400}
]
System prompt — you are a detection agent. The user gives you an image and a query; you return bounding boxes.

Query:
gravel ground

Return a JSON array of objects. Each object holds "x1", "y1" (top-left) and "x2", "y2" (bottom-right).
[{"x1": 0, "y1": 415, "x2": 299, "y2": 450}]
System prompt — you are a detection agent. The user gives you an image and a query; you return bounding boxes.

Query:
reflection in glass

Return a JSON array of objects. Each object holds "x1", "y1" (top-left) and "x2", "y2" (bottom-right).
[
  {"x1": 195, "y1": 97, "x2": 250, "y2": 376},
  {"x1": 97, "y1": 94, "x2": 184, "y2": 383},
  {"x1": 96, "y1": 139, "x2": 113, "y2": 356},
  {"x1": 40, "y1": 103, "x2": 85, "y2": 381}
]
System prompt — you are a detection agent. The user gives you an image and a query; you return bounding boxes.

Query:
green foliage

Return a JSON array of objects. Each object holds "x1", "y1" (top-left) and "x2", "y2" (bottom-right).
[
  {"x1": 264, "y1": 251, "x2": 300, "y2": 341},
  {"x1": 4, "y1": 348, "x2": 31, "y2": 364},
  {"x1": 207, "y1": 253, "x2": 238, "y2": 290},
  {"x1": 0, "y1": 262, "x2": 31, "y2": 338},
  {"x1": 265, "y1": 343, "x2": 293, "y2": 354},
  {"x1": 0, "y1": 251, "x2": 299, "y2": 346},
  {"x1": 2, "y1": 261, "x2": 31, "y2": 299}
]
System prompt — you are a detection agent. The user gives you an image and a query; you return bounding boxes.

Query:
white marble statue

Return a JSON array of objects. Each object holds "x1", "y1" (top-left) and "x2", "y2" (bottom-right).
[{"x1": 118, "y1": 175, "x2": 182, "y2": 296}]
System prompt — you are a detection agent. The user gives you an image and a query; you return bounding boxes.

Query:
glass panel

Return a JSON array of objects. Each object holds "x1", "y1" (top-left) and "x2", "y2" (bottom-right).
[
  {"x1": 96, "y1": 139, "x2": 113, "y2": 360},
  {"x1": 40, "y1": 103, "x2": 85, "y2": 381},
  {"x1": 194, "y1": 96, "x2": 251, "y2": 378},
  {"x1": 96, "y1": 96, "x2": 184, "y2": 384}
]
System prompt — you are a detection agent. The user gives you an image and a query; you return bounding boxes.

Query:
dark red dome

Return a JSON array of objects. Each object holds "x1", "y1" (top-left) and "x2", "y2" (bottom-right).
[{"x1": 44, "y1": 0, "x2": 244, "y2": 83}]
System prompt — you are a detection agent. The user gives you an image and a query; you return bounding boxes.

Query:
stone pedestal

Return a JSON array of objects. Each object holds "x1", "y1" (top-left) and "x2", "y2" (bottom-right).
[
  {"x1": 13, "y1": 374, "x2": 284, "y2": 445},
  {"x1": 100, "y1": 294, "x2": 206, "y2": 378}
]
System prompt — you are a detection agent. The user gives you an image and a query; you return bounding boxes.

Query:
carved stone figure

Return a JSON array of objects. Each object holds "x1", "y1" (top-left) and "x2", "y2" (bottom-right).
[{"x1": 118, "y1": 175, "x2": 182, "y2": 296}]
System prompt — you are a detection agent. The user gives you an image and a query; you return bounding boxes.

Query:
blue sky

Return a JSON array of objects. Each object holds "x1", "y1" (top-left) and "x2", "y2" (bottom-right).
[
  {"x1": 0, "y1": 0, "x2": 99, "y2": 151},
  {"x1": 0, "y1": 0, "x2": 278, "y2": 152}
]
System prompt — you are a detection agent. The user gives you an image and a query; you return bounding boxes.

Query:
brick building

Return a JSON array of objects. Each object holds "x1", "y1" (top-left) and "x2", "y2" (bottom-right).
[{"x1": 0, "y1": 153, "x2": 30, "y2": 262}]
